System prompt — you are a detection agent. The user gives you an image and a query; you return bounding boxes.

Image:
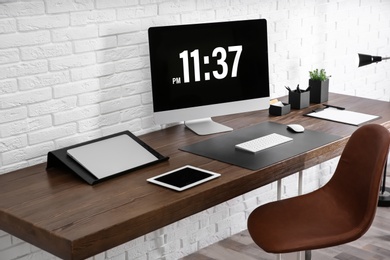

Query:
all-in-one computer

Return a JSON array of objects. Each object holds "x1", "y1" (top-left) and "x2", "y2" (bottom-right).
[{"x1": 148, "y1": 19, "x2": 270, "y2": 135}]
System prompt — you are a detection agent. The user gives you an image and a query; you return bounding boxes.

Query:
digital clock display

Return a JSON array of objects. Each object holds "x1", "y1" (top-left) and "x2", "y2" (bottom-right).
[
  {"x1": 177, "y1": 45, "x2": 242, "y2": 83},
  {"x1": 148, "y1": 19, "x2": 269, "y2": 112}
]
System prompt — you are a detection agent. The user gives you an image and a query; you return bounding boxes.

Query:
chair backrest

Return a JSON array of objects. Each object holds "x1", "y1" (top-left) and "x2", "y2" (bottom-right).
[{"x1": 324, "y1": 124, "x2": 389, "y2": 237}]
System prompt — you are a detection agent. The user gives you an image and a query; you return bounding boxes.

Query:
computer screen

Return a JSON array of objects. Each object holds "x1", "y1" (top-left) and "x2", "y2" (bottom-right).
[{"x1": 148, "y1": 19, "x2": 270, "y2": 135}]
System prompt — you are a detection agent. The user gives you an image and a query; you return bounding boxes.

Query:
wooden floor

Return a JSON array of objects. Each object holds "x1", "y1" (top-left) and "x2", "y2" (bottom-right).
[{"x1": 182, "y1": 169, "x2": 390, "y2": 260}]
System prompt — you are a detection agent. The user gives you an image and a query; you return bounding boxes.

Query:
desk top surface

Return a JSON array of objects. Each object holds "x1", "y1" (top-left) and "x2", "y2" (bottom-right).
[{"x1": 1, "y1": 93, "x2": 390, "y2": 260}]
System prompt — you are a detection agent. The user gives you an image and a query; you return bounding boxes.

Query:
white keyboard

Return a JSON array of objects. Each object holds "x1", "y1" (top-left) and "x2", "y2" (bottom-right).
[{"x1": 235, "y1": 133, "x2": 293, "y2": 153}]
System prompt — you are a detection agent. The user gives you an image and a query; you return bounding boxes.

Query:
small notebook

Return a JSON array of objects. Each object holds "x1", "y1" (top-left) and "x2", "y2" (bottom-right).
[
  {"x1": 305, "y1": 107, "x2": 379, "y2": 126},
  {"x1": 67, "y1": 134, "x2": 158, "y2": 179}
]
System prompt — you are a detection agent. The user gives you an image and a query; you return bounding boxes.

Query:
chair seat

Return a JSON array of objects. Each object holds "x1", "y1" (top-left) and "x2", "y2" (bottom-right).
[
  {"x1": 247, "y1": 124, "x2": 390, "y2": 257},
  {"x1": 248, "y1": 188, "x2": 369, "y2": 253}
]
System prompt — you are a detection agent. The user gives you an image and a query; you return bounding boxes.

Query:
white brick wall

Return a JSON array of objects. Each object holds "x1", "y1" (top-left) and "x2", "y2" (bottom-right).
[{"x1": 1, "y1": 0, "x2": 389, "y2": 259}]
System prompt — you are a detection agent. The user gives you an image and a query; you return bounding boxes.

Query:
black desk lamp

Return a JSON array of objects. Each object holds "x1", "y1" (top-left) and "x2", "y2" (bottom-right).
[
  {"x1": 358, "y1": 53, "x2": 390, "y2": 67},
  {"x1": 358, "y1": 53, "x2": 390, "y2": 206}
]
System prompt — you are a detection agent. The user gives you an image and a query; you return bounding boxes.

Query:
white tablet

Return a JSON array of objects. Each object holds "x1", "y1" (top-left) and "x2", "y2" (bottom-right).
[
  {"x1": 67, "y1": 134, "x2": 158, "y2": 179},
  {"x1": 147, "y1": 165, "x2": 220, "y2": 191}
]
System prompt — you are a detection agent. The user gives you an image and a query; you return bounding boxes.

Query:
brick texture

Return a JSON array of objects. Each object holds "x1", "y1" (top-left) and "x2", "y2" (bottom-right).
[{"x1": 0, "y1": 0, "x2": 389, "y2": 259}]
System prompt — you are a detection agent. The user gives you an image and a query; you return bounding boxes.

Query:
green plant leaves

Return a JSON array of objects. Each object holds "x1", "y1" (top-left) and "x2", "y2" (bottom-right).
[{"x1": 309, "y1": 68, "x2": 330, "y2": 81}]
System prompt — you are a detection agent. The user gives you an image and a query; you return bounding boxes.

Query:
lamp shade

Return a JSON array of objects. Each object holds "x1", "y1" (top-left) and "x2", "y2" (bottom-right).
[{"x1": 358, "y1": 53, "x2": 383, "y2": 67}]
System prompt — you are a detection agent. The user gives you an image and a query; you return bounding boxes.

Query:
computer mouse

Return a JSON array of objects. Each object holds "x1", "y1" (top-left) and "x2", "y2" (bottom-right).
[{"x1": 287, "y1": 124, "x2": 305, "y2": 133}]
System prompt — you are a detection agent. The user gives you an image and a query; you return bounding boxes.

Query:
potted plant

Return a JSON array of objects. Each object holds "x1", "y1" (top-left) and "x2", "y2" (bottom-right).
[{"x1": 308, "y1": 69, "x2": 330, "y2": 103}]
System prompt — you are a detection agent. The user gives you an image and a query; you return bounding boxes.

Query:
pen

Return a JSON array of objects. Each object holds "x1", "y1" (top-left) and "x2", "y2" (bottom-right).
[
  {"x1": 312, "y1": 108, "x2": 325, "y2": 113},
  {"x1": 296, "y1": 84, "x2": 301, "y2": 93},
  {"x1": 324, "y1": 104, "x2": 345, "y2": 110}
]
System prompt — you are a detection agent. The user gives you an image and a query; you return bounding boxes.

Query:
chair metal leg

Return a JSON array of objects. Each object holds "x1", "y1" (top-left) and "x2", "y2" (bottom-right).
[{"x1": 275, "y1": 251, "x2": 310, "y2": 260}]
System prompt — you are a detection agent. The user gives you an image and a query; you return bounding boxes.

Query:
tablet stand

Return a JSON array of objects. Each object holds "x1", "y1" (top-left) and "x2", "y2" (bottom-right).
[{"x1": 47, "y1": 131, "x2": 169, "y2": 185}]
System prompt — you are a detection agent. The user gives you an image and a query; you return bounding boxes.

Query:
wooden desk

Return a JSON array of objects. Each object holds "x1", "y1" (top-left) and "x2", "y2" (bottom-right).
[{"x1": 1, "y1": 93, "x2": 389, "y2": 260}]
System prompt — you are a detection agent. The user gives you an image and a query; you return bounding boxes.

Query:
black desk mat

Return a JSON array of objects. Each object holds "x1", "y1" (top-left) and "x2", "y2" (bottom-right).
[{"x1": 180, "y1": 122, "x2": 341, "y2": 170}]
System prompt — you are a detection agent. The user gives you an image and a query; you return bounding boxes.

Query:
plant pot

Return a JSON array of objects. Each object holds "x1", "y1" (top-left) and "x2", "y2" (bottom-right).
[
  {"x1": 309, "y1": 78, "x2": 329, "y2": 103},
  {"x1": 288, "y1": 91, "x2": 310, "y2": 109}
]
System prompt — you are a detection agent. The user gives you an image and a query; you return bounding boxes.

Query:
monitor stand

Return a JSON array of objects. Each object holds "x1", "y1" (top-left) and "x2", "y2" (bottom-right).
[{"x1": 184, "y1": 118, "x2": 233, "y2": 136}]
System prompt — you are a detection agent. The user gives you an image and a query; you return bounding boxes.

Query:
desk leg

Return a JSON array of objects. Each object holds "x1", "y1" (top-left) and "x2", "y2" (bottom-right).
[
  {"x1": 297, "y1": 171, "x2": 304, "y2": 260},
  {"x1": 277, "y1": 179, "x2": 282, "y2": 200},
  {"x1": 278, "y1": 170, "x2": 303, "y2": 201},
  {"x1": 276, "y1": 171, "x2": 305, "y2": 260},
  {"x1": 298, "y1": 171, "x2": 303, "y2": 195},
  {"x1": 378, "y1": 160, "x2": 390, "y2": 207},
  {"x1": 275, "y1": 179, "x2": 282, "y2": 260}
]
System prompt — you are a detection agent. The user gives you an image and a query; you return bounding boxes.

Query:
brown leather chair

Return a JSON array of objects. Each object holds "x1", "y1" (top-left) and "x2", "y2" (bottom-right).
[{"x1": 247, "y1": 124, "x2": 390, "y2": 260}]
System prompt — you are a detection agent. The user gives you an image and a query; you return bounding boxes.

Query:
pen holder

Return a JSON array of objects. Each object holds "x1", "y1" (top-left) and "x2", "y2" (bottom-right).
[
  {"x1": 269, "y1": 103, "x2": 291, "y2": 116},
  {"x1": 289, "y1": 91, "x2": 310, "y2": 109},
  {"x1": 309, "y1": 79, "x2": 329, "y2": 103}
]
